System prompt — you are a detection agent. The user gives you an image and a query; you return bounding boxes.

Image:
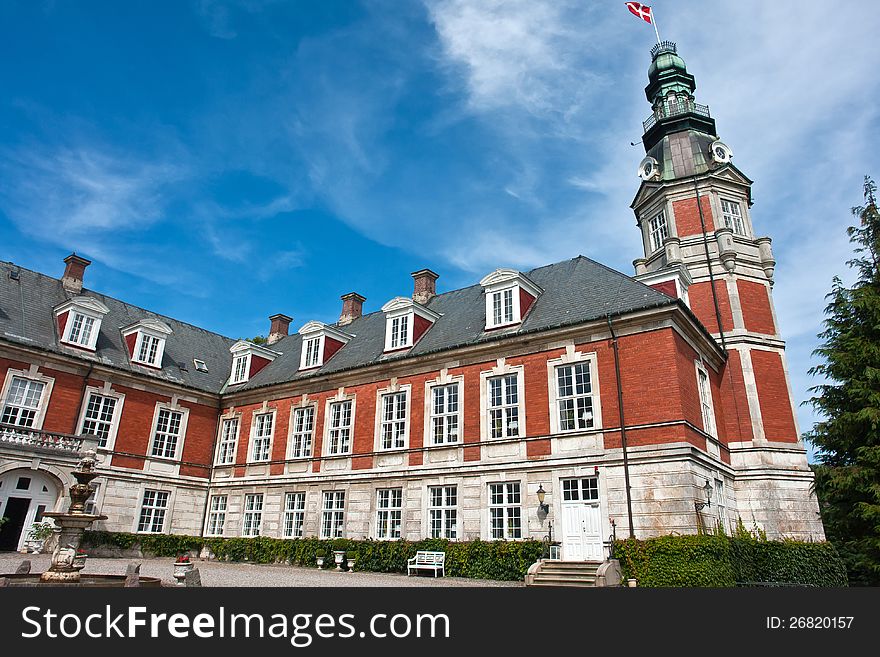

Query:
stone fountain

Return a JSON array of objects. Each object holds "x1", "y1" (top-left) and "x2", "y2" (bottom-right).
[{"x1": 39, "y1": 446, "x2": 106, "y2": 583}]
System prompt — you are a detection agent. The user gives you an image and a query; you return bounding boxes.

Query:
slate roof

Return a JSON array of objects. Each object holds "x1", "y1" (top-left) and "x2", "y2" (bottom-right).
[{"x1": 0, "y1": 255, "x2": 678, "y2": 397}]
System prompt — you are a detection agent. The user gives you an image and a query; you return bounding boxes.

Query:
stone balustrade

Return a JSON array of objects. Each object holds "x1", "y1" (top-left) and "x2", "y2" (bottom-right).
[{"x1": 0, "y1": 423, "x2": 89, "y2": 455}]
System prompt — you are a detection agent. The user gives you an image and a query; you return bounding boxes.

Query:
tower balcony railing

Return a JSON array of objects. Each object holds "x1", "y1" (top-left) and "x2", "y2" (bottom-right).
[
  {"x1": 643, "y1": 101, "x2": 711, "y2": 133},
  {"x1": 0, "y1": 423, "x2": 88, "y2": 456}
]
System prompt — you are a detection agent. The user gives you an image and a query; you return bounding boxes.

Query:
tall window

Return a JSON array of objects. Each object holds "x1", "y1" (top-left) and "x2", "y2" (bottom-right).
[
  {"x1": 80, "y1": 392, "x2": 118, "y2": 448},
  {"x1": 648, "y1": 210, "x2": 669, "y2": 252},
  {"x1": 714, "y1": 478, "x2": 726, "y2": 532},
  {"x1": 289, "y1": 407, "x2": 315, "y2": 458},
  {"x1": 283, "y1": 492, "x2": 306, "y2": 538},
  {"x1": 380, "y1": 391, "x2": 407, "y2": 450},
  {"x1": 302, "y1": 336, "x2": 321, "y2": 369},
  {"x1": 321, "y1": 491, "x2": 346, "y2": 538},
  {"x1": 431, "y1": 383, "x2": 460, "y2": 444},
  {"x1": 151, "y1": 408, "x2": 183, "y2": 459},
  {"x1": 1, "y1": 377, "x2": 46, "y2": 427},
  {"x1": 428, "y1": 485, "x2": 457, "y2": 539},
  {"x1": 205, "y1": 495, "x2": 227, "y2": 536},
  {"x1": 242, "y1": 493, "x2": 263, "y2": 536},
  {"x1": 491, "y1": 288, "x2": 514, "y2": 326},
  {"x1": 216, "y1": 417, "x2": 239, "y2": 464},
  {"x1": 136, "y1": 333, "x2": 161, "y2": 366},
  {"x1": 556, "y1": 362, "x2": 595, "y2": 431},
  {"x1": 696, "y1": 366, "x2": 717, "y2": 437},
  {"x1": 489, "y1": 482, "x2": 522, "y2": 540},
  {"x1": 250, "y1": 412, "x2": 274, "y2": 461},
  {"x1": 488, "y1": 374, "x2": 520, "y2": 439},
  {"x1": 137, "y1": 490, "x2": 169, "y2": 533},
  {"x1": 721, "y1": 199, "x2": 746, "y2": 235},
  {"x1": 389, "y1": 315, "x2": 410, "y2": 349},
  {"x1": 327, "y1": 400, "x2": 353, "y2": 455},
  {"x1": 231, "y1": 355, "x2": 249, "y2": 384},
  {"x1": 375, "y1": 488, "x2": 403, "y2": 540},
  {"x1": 67, "y1": 312, "x2": 96, "y2": 347}
]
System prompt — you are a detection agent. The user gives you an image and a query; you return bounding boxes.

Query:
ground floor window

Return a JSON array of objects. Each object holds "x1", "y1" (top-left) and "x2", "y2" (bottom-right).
[
  {"x1": 321, "y1": 490, "x2": 345, "y2": 538},
  {"x1": 242, "y1": 493, "x2": 263, "y2": 536},
  {"x1": 137, "y1": 489, "x2": 169, "y2": 533},
  {"x1": 283, "y1": 492, "x2": 306, "y2": 538},
  {"x1": 206, "y1": 495, "x2": 227, "y2": 536},
  {"x1": 489, "y1": 482, "x2": 522, "y2": 539},
  {"x1": 376, "y1": 488, "x2": 403, "y2": 539},
  {"x1": 429, "y1": 485, "x2": 457, "y2": 539}
]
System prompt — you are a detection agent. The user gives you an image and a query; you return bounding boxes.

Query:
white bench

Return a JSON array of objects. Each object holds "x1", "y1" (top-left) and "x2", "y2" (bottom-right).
[{"x1": 407, "y1": 551, "x2": 446, "y2": 577}]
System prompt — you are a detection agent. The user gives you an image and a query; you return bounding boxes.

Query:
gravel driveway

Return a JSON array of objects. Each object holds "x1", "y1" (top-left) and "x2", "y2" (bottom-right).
[{"x1": 0, "y1": 552, "x2": 522, "y2": 587}]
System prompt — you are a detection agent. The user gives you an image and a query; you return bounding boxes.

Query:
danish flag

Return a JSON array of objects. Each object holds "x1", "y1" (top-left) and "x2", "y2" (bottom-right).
[{"x1": 626, "y1": 2, "x2": 653, "y2": 24}]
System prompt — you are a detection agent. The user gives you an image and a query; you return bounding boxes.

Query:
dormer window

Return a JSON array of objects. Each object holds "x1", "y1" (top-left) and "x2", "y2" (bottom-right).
[
  {"x1": 479, "y1": 269, "x2": 542, "y2": 331},
  {"x1": 297, "y1": 321, "x2": 352, "y2": 371},
  {"x1": 54, "y1": 297, "x2": 109, "y2": 351},
  {"x1": 122, "y1": 318, "x2": 173, "y2": 369},
  {"x1": 228, "y1": 341, "x2": 280, "y2": 385},
  {"x1": 380, "y1": 297, "x2": 440, "y2": 353}
]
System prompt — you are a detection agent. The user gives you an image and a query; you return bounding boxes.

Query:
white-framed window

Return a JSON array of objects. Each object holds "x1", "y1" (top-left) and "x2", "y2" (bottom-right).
[
  {"x1": 388, "y1": 314, "x2": 410, "y2": 350},
  {"x1": 55, "y1": 298, "x2": 108, "y2": 350},
  {"x1": 321, "y1": 490, "x2": 346, "y2": 538},
  {"x1": 288, "y1": 406, "x2": 315, "y2": 458},
  {"x1": 480, "y1": 270, "x2": 541, "y2": 330},
  {"x1": 1, "y1": 376, "x2": 48, "y2": 428},
  {"x1": 491, "y1": 288, "x2": 515, "y2": 327},
  {"x1": 123, "y1": 319, "x2": 172, "y2": 368},
  {"x1": 242, "y1": 493, "x2": 263, "y2": 536},
  {"x1": 205, "y1": 495, "x2": 227, "y2": 536},
  {"x1": 376, "y1": 488, "x2": 403, "y2": 540},
  {"x1": 555, "y1": 362, "x2": 596, "y2": 432},
  {"x1": 696, "y1": 363, "x2": 718, "y2": 437},
  {"x1": 66, "y1": 311, "x2": 97, "y2": 348},
  {"x1": 78, "y1": 390, "x2": 123, "y2": 449},
  {"x1": 428, "y1": 485, "x2": 457, "y2": 539},
  {"x1": 135, "y1": 333, "x2": 162, "y2": 367},
  {"x1": 216, "y1": 416, "x2": 240, "y2": 465},
  {"x1": 430, "y1": 382, "x2": 460, "y2": 444},
  {"x1": 230, "y1": 354, "x2": 249, "y2": 385},
  {"x1": 648, "y1": 210, "x2": 669, "y2": 252},
  {"x1": 488, "y1": 373, "x2": 520, "y2": 439},
  {"x1": 150, "y1": 406, "x2": 185, "y2": 459},
  {"x1": 137, "y1": 489, "x2": 169, "y2": 533},
  {"x1": 562, "y1": 477, "x2": 599, "y2": 502},
  {"x1": 379, "y1": 390, "x2": 408, "y2": 450},
  {"x1": 714, "y1": 478, "x2": 726, "y2": 532},
  {"x1": 302, "y1": 336, "x2": 322, "y2": 369},
  {"x1": 283, "y1": 492, "x2": 306, "y2": 538},
  {"x1": 489, "y1": 482, "x2": 522, "y2": 540},
  {"x1": 326, "y1": 399, "x2": 353, "y2": 455},
  {"x1": 250, "y1": 412, "x2": 274, "y2": 462},
  {"x1": 721, "y1": 199, "x2": 746, "y2": 235}
]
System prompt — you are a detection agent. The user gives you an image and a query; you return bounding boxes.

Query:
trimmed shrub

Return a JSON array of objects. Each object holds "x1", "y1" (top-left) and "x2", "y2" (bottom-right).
[
  {"x1": 614, "y1": 534, "x2": 848, "y2": 587},
  {"x1": 81, "y1": 531, "x2": 544, "y2": 581}
]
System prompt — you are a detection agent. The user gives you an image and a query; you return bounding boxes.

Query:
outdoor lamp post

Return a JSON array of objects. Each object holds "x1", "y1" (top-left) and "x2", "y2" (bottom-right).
[
  {"x1": 536, "y1": 484, "x2": 549, "y2": 514},
  {"x1": 694, "y1": 479, "x2": 713, "y2": 511}
]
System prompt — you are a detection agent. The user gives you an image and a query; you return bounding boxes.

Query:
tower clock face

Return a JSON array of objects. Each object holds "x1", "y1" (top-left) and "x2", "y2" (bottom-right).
[
  {"x1": 638, "y1": 156, "x2": 660, "y2": 181},
  {"x1": 709, "y1": 140, "x2": 733, "y2": 164}
]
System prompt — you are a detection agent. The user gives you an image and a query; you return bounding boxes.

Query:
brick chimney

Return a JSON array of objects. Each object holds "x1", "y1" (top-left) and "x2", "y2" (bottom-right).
[
  {"x1": 412, "y1": 269, "x2": 439, "y2": 304},
  {"x1": 62, "y1": 253, "x2": 91, "y2": 294},
  {"x1": 267, "y1": 313, "x2": 293, "y2": 345},
  {"x1": 338, "y1": 292, "x2": 366, "y2": 326}
]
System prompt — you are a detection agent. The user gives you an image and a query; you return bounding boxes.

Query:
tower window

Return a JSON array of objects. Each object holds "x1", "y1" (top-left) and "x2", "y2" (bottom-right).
[
  {"x1": 721, "y1": 199, "x2": 746, "y2": 236},
  {"x1": 648, "y1": 211, "x2": 669, "y2": 252}
]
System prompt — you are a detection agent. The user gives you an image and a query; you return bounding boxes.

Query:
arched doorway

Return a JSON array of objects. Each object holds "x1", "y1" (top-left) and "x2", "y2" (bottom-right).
[{"x1": 0, "y1": 468, "x2": 61, "y2": 551}]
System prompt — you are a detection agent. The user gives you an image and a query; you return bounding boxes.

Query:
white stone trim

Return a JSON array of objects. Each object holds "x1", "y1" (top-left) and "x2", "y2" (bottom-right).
[
  {"x1": 546, "y1": 346, "x2": 603, "y2": 434},
  {"x1": 0, "y1": 366, "x2": 55, "y2": 431},
  {"x1": 75, "y1": 383, "x2": 125, "y2": 451}
]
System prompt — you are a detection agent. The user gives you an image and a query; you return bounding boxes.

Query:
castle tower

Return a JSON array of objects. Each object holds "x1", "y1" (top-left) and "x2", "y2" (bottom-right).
[{"x1": 630, "y1": 42, "x2": 823, "y2": 538}]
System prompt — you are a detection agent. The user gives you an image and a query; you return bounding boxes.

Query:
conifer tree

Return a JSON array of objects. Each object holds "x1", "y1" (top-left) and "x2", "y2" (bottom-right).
[{"x1": 808, "y1": 176, "x2": 880, "y2": 586}]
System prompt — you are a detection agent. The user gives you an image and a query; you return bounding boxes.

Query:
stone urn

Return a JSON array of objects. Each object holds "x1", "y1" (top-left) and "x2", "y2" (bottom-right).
[
  {"x1": 346, "y1": 553, "x2": 357, "y2": 572},
  {"x1": 315, "y1": 553, "x2": 326, "y2": 568},
  {"x1": 173, "y1": 559, "x2": 194, "y2": 586},
  {"x1": 333, "y1": 550, "x2": 345, "y2": 571}
]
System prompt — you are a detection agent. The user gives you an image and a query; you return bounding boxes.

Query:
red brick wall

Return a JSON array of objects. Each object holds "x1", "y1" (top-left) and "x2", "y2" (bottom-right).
[
  {"x1": 718, "y1": 349, "x2": 753, "y2": 443},
  {"x1": 688, "y1": 281, "x2": 735, "y2": 334},
  {"x1": 520, "y1": 288, "x2": 536, "y2": 317},
  {"x1": 324, "y1": 337, "x2": 344, "y2": 362},
  {"x1": 249, "y1": 355, "x2": 271, "y2": 378},
  {"x1": 737, "y1": 279, "x2": 776, "y2": 335},
  {"x1": 751, "y1": 349, "x2": 798, "y2": 442},
  {"x1": 649, "y1": 280, "x2": 678, "y2": 298},
  {"x1": 672, "y1": 196, "x2": 715, "y2": 236},
  {"x1": 413, "y1": 315, "x2": 432, "y2": 345}
]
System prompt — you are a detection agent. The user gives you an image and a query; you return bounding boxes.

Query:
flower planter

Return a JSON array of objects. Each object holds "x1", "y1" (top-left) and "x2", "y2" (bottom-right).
[
  {"x1": 316, "y1": 556, "x2": 325, "y2": 568},
  {"x1": 173, "y1": 561, "x2": 194, "y2": 586},
  {"x1": 333, "y1": 551, "x2": 345, "y2": 572},
  {"x1": 346, "y1": 559, "x2": 356, "y2": 572}
]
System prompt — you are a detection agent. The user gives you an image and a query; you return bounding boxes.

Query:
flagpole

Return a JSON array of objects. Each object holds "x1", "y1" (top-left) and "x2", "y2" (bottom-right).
[{"x1": 651, "y1": 8, "x2": 661, "y2": 44}]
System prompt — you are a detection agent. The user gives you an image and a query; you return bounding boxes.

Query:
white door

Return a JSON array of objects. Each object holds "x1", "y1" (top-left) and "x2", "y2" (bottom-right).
[{"x1": 560, "y1": 476, "x2": 603, "y2": 561}]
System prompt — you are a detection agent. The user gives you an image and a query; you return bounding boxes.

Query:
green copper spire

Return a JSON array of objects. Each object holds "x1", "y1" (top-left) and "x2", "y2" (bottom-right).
[{"x1": 641, "y1": 41, "x2": 716, "y2": 152}]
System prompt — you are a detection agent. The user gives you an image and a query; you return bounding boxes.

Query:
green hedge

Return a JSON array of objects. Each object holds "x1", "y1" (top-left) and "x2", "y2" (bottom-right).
[
  {"x1": 613, "y1": 534, "x2": 848, "y2": 587},
  {"x1": 82, "y1": 531, "x2": 544, "y2": 581}
]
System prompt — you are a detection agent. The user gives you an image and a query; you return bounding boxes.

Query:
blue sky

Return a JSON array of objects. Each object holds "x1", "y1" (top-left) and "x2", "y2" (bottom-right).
[{"x1": 1, "y1": 1, "x2": 879, "y2": 458}]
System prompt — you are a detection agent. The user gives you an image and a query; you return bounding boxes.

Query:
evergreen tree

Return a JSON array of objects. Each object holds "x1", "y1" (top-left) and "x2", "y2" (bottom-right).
[{"x1": 808, "y1": 176, "x2": 880, "y2": 586}]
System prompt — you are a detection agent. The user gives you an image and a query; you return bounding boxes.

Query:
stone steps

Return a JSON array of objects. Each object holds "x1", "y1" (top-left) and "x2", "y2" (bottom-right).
[{"x1": 525, "y1": 560, "x2": 603, "y2": 587}]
